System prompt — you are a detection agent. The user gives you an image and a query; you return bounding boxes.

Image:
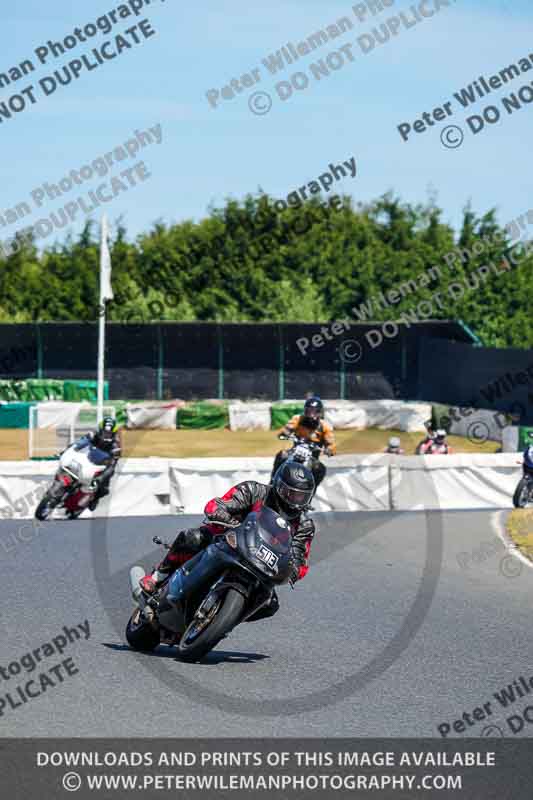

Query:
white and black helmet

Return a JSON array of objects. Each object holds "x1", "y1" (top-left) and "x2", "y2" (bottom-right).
[{"x1": 435, "y1": 429, "x2": 447, "y2": 445}]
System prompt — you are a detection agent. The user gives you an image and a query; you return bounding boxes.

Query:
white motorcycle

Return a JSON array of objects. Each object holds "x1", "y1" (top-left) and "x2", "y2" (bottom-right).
[{"x1": 35, "y1": 438, "x2": 113, "y2": 520}]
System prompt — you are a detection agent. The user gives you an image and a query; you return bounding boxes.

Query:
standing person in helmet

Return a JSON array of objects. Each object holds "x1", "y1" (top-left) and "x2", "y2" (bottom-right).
[
  {"x1": 78, "y1": 417, "x2": 122, "y2": 509},
  {"x1": 384, "y1": 436, "x2": 404, "y2": 455},
  {"x1": 418, "y1": 429, "x2": 452, "y2": 455},
  {"x1": 271, "y1": 396, "x2": 336, "y2": 488},
  {"x1": 139, "y1": 462, "x2": 316, "y2": 620}
]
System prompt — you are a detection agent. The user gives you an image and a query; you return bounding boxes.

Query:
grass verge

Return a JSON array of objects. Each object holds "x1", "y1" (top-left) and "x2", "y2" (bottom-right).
[
  {"x1": 0, "y1": 427, "x2": 501, "y2": 460},
  {"x1": 505, "y1": 509, "x2": 533, "y2": 563}
]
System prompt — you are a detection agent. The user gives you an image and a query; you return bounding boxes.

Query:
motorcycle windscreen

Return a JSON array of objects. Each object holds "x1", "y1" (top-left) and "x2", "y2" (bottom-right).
[
  {"x1": 244, "y1": 508, "x2": 293, "y2": 582},
  {"x1": 254, "y1": 507, "x2": 292, "y2": 552}
]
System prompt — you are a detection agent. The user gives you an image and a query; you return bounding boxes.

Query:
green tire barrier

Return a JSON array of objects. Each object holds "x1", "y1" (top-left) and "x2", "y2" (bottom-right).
[
  {"x1": 0, "y1": 380, "x2": 63, "y2": 402},
  {"x1": 0, "y1": 379, "x2": 108, "y2": 403},
  {"x1": 177, "y1": 401, "x2": 229, "y2": 430},
  {"x1": 0, "y1": 402, "x2": 35, "y2": 429},
  {"x1": 270, "y1": 403, "x2": 302, "y2": 429},
  {"x1": 63, "y1": 380, "x2": 109, "y2": 402}
]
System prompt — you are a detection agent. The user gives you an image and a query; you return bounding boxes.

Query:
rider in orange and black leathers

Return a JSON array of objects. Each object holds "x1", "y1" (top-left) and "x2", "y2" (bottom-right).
[{"x1": 271, "y1": 396, "x2": 336, "y2": 488}]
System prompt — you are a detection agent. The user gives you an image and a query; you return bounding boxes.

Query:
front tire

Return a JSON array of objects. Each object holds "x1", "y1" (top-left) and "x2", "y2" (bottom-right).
[
  {"x1": 35, "y1": 489, "x2": 60, "y2": 520},
  {"x1": 126, "y1": 608, "x2": 160, "y2": 652},
  {"x1": 177, "y1": 588, "x2": 245, "y2": 663},
  {"x1": 513, "y1": 477, "x2": 532, "y2": 508}
]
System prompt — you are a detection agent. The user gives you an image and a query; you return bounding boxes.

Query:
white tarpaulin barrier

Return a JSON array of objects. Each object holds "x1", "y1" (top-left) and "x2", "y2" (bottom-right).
[
  {"x1": 0, "y1": 454, "x2": 524, "y2": 518},
  {"x1": 36, "y1": 402, "x2": 83, "y2": 428},
  {"x1": 390, "y1": 453, "x2": 522, "y2": 510},
  {"x1": 324, "y1": 400, "x2": 431, "y2": 432},
  {"x1": 169, "y1": 455, "x2": 391, "y2": 514},
  {"x1": 502, "y1": 426, "x2": 519, "y2": 452},
  {"x1": 0, "y1": 458, "x2": 169, "y2": 519},
  {"x1": 228, "y1": 402, "x2": 271, "y2": 431},
  {"x1": 126, "y1": 402, "x2": 180, "y2": 429},
  {"x1": 440, "y1": 407, "x2": 509, "y2": 443}
]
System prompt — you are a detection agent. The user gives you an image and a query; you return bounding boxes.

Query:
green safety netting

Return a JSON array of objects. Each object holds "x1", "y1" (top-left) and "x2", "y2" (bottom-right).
[
  {"x1": 177, "y1": 401, "x2": 229, "y2": 430},
  {"x1": 270, "y1": 403, "x2": 302, "y2": 429}
]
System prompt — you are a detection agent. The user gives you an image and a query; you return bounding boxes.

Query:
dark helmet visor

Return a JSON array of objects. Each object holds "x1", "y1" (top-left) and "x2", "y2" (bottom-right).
[{"x1": 276, "y1": 478, "x2": 313, "y2": 508}]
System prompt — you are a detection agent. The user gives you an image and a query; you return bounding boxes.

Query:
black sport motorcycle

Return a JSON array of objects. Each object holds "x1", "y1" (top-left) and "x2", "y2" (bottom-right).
[
  {"x1": 126, "y1": 506, "x2": 294, "y2": 662},
  {"x1": 279, "y1": 432, "x2": 325, "y2": 470},
  {"x1": 272, "y1": 432, "x2": 328, "y2": 490},
  {"x1": 513, "y1": 437, "x2": 533, "y2": 508}
]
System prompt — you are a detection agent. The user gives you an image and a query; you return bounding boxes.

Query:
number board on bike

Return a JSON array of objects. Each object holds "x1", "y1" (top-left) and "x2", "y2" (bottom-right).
[{"x1": 256, "y1": 544, "x2": 279, "y2": 570}]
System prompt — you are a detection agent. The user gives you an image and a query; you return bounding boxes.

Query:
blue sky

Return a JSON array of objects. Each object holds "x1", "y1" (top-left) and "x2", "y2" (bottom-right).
[{"x1": 0, "y1": 0, "x2": 531, "y2": 247}]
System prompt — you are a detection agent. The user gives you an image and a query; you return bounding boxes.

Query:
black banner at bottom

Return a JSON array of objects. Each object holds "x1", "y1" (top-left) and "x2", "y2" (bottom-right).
[{"x1": 0, "y1": 738, "x2": 529, "y2": 799}]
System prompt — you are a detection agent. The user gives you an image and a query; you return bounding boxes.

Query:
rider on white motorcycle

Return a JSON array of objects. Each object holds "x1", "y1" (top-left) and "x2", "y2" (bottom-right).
[{"x1": 68, "y1": 417, "x2": 121, "y2": 510}]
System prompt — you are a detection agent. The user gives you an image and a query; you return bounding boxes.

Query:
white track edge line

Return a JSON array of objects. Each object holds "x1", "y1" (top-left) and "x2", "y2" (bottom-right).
[{"x1": 491, "y1": 509, "x2": 533, "y2": 571}]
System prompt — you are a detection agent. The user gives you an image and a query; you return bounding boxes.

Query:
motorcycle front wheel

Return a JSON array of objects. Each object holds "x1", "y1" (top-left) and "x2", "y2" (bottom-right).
[
  {"x1": 513, "y1": 477, "x2": 532, "y2": 508},
  {"x1": 177, "y1": 588, "x2": 245, "y2": 663},
  {"x1": 35, "y1": 489, "x2": 62, "y2": 520}
]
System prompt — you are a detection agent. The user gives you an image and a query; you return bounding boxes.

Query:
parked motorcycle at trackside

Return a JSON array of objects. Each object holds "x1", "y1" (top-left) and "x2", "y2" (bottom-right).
[
  {"x1": 35, "y1": 438, "x2": 113, "y2": 520},
  {"x1": 513, "y1": 434, "x2": 533, "y2": 508},
  {"x1": 126, "y1": 506, "x2": 294, "y2": 662}
]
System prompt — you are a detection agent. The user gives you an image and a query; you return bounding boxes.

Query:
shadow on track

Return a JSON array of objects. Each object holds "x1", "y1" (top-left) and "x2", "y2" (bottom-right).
[{"x1": 103, "y1": 642, "x2": 269, "y2": 665}]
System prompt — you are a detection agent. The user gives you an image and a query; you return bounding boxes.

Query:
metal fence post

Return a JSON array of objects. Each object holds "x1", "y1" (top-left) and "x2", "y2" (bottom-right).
[
  {"x1": 157, "y1": 324, "x2": 163, "y2": 400},
  {"x1": 36, "y1": 323, "x2": 43, "y2": 378},
  {"x1": 278, "y1": 325, "x2": 285, "y2": 401},
  {"x1": 218, "y1": 325, "x2": 224, "y2": 400}
]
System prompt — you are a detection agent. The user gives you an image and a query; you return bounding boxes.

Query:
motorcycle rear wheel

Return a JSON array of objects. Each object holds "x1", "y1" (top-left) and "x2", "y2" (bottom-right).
[
  {"x1": 513, "y1": 477, "x2": 532, "y2": 508},
  {"x1": 177, "y1": 588, "x2": 245, "y2": 663},
  {"x1": 125, "y1": 608, "x2": 160, "y2": 652}
]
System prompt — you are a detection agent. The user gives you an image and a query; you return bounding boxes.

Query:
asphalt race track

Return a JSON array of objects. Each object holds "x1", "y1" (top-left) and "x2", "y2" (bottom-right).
[{"x1": 0, "y1": 510, "x2": 531, "y2": 738}]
